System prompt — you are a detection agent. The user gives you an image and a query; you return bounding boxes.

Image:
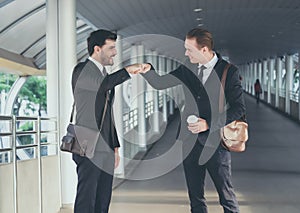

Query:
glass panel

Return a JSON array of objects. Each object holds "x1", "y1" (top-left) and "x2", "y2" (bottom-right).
[
  {"x1": 0, "y1": 150, "x2": 12, "y2": 164},
  {"x1": 0, "y1": 135, "x2": 12, "y2": 149},
  {"x1": 41, "y1": 144, "x2": 57, "y2": 157},
  {"x1": 0, "y1": 120, "x2": 12, "y2": 135},
  {"x1": 41, "y1": 119, "x2": 56, "y2": 132},
  {"x1": 40, "y1": 132, "x2": 56, "y2": 144},
  {"x1": 16, "y1": 134, "x2": 36, "y2": 146},
  {"x1": 16, "y1": 147, "x2": 36, "y2": 160},
  {"x1": 16, "y1": 120, "x2": 35, "y2": 132}
]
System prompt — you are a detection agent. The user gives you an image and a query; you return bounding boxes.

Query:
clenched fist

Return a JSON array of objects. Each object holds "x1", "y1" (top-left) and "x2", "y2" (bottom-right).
[{"x1": 125, "y1": 63, "x2": 143, "y2": 74}]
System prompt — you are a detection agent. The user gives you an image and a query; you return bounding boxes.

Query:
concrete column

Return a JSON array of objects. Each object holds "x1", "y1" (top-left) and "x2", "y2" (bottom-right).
[
  {"x1": 0, "y1": 90, "x2": 5, "y2": 114},
  {"x1": 245, "y1": 64, "x2": 251, "y2": 93},
  {"x1": 275, "y1": 57, "x2": 282, "y2": 108},
  {"x1": 151, "y1": 52, "x2": 160, "y2": 133},
  {"x1": 172, "y1": 60, "x2": 179, "y2": 106},
  {"x1": 130, "y1": 45, "x2": 139, "y2": 109},
  {"x1": 113, "y1": 35, "x2": 125, "y2": 177},
  {"x1": 136, "y1": 45, "x2": 146, "y2": 150},
  {"x1": 240, "y1": 65, "x2": 246, "y2": 89},
  {"x1": 257, "y1": 61, "x2": 262, "y2": 99},
  {"x1": 167, "y1": 59, "x2": 174, "y2": 115},
  {"x1": 268, "y1": 59, "x2": 275, "y2": 104},
  {"x1": 262, "y1": 60, "x2": 268, "y2": 101},
  {"x1": 253, "y1": 62, "x2": 257, "y2": 95},
  {"x1": 285, "y1": 55, "x2": 293, "y2": 114},
  {"x1": 144, "y1": 50, "x2": 153, "y2": 103},
  {"x1": 159, "y1": 56, "x2": 167, "y2": 122},
  {"x1": 249, "y1": 63, "x2": 253, "y2": 94},
  {"x1": 129, "y1": 45, "x2": 139, "y2": 155},
  {"x1": 46, "y1": 0, "x2": 61, "y2": 207},
  {"x1": 258, "y1": 62, "x2": 262, "y2": 83},
  {"x1": 47, "y1": 0, "x2": 77, "y2": 205},
  {"x1": 298, "y1": 53, "x2": 300, "y2": 121}
]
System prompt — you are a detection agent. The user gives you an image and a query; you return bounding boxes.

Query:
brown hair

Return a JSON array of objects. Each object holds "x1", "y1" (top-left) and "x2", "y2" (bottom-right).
[{"x1": 186, "y1": 28, "x2": 214, "y2": 50}]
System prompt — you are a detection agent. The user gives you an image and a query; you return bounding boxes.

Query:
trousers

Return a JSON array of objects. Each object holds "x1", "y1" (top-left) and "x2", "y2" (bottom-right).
[
  {"x1": 183, "y1": 142, "x2": 239, "y2": 213},
  {"x1": 73, "y1": 153, "x2": 114, "y2": 213}
]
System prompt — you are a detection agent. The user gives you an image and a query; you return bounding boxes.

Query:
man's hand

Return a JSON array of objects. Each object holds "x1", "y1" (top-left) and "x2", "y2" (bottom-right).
[
  {"x1": 187, "y1": 117, "x2": 209, "y2": 134},
  {"x1": 125, "y1": 63, "x2": 152, "y2": 74},
  {"x1": 140, "y1": 63, "x2": 152, "y2": 73},
  {"x1": 114, "y1": 148, "x2": 120, "y2": 169},
  {"x1": 125, "y1": 63, "x2": 143, "y2": 74}
]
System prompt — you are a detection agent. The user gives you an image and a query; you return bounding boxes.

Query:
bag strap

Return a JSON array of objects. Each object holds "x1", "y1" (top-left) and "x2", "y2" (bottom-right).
[
  {"x1": 69, "y1": 87, "x2": 109, "y2": 132},
  {"x1": 69, "y1": 102, "x2": 75, "y2": 123},
  {"x1": 99, "y1": 92, "x2": 109, "y2": 131},
  {"x1": 219, "y1": 63, "x2": 231, "y2": 113}
]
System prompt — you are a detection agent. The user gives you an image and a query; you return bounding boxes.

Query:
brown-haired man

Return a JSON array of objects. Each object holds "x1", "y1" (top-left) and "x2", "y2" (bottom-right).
[{"x1": 141, "y1": 28, "x2": 245, "y2": 213}]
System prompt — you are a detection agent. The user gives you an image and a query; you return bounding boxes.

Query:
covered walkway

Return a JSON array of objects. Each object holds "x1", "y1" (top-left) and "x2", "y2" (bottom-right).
[
  {"x1": 1, "y1": 1, "x2": 300, "y2": 213},
  {"x1": 108, "y1": 94, "x2": 300, "y2": 213}
]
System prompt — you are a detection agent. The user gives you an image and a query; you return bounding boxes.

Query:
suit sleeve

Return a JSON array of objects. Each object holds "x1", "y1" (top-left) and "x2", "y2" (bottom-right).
[
  {"x1": 224, "y1": 67, "x2": 246, "y2": 124},
  {"x1": 100, "y1": 68, "x2": 130, "y2": 91},
  {"x1": 141, "y1": 64, "x2": 182, "y2": 89}
]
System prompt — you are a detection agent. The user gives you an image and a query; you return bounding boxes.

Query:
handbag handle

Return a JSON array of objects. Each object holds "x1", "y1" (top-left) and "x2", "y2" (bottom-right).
[{"x1": 219, "y1": 63, "x2": 231, "y2": 113}]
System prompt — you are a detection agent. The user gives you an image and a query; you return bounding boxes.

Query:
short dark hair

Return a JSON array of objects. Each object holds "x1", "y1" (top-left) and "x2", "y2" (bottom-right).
[
  {"x1": 87, "y1": 29, "x2": 117, "y2": 55},
  {"x1": 186, "y1": 28, "x2": 214, "y2": 50}
]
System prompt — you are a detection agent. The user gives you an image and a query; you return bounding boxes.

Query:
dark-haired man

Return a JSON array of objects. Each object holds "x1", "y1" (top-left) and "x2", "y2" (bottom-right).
[{"x1": 71, "y1": 29, "x2": 140, "y2": 213}]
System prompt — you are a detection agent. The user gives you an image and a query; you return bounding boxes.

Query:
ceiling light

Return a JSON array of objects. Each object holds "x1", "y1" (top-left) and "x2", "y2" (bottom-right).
[
  {"x1": 198, "y1": 24, "x2": 204, "y2": 27},
  {"x1": 196, "y1": 18, "x2": 203, "y2": 21},
  {"x1": 194, "y1": 8, "x2": 202, "y2": 12}
]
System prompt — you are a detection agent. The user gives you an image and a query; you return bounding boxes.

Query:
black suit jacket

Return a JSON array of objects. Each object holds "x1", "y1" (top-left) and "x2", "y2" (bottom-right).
[
  {"x1": 142, "y1": 56, "x2": 246, "y2": 146},
  {"x1": 72, "y1": 59, "x2": 130, "y2": 151}
]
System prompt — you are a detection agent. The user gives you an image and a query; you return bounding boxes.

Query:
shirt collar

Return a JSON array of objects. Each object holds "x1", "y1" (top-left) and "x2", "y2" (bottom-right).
[
  {"x1": 198, "y1": 52, "x2": 218, "y2": 69},
  {"x1": 88, "y1": 56, "x2": 105, "y2": 74}
]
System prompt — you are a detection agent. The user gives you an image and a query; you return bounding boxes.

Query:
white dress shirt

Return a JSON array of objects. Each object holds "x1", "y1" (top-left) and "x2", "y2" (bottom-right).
[
  {"x1": 198, "y1": 53, "x2": 218, "y2": 84},
  {"x1": 88, "y1": 56, "x2": 106, "y2": 76}
]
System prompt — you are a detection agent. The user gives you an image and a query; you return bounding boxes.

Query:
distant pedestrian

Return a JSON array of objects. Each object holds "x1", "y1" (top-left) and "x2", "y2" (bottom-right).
[{"x1": 254, "y1": 79, "x2": 262, "y2": 104}]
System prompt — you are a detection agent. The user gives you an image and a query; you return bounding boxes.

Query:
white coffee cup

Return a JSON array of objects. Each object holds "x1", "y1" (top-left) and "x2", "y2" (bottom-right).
[{"x1": 187, "y1": 115, "x2": 198, "y2": 124}]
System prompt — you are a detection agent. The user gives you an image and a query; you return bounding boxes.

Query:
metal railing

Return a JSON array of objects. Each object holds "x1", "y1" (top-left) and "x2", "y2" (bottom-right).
[{"x1": 0, "y1": 115, "x2": 58, "y2": 213}]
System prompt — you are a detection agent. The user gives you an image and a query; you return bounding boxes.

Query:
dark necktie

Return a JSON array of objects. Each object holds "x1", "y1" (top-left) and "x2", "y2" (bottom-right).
[
  {"x1": 102, "y1": 67, "x2": 107, "y2": 76},
  {"x1": 198, "y1": 65, "x2": 206, "y2": 83}
]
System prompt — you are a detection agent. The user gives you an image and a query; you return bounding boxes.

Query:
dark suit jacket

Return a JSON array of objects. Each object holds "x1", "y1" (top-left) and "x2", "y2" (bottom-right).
[
  {"x1": 142, "y1": 56, "x2": 246, "y2": 146},
  {"x1": 72, "y1": 59, "x2": 130, "y2": 151}
]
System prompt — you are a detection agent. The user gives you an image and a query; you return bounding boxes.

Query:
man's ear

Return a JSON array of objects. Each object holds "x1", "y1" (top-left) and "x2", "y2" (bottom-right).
[
  {"x1": 201, "y1": 46, "x2": 209, "y2": 53},
  {"x1": 94, "y1": 45, "x2": 101, "y2": 53}
]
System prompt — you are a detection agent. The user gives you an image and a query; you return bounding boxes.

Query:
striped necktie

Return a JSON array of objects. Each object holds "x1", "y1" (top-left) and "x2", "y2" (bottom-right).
[{"x1": 198, "y1": 65, "x2": 206, "y2": 83}]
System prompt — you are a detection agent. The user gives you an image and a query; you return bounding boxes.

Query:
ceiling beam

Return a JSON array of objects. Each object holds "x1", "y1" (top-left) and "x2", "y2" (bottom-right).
[{"x1": 0, "y1": 48, "x2": 45, "y2": 76}]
